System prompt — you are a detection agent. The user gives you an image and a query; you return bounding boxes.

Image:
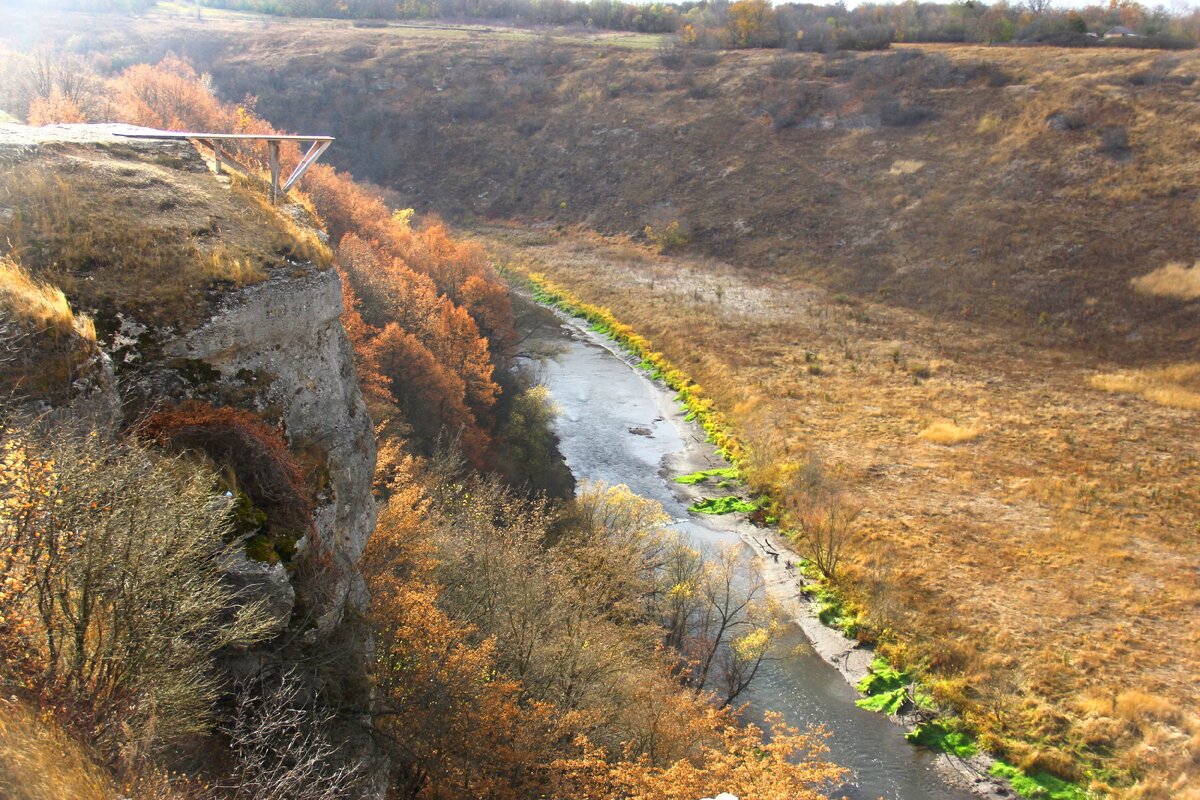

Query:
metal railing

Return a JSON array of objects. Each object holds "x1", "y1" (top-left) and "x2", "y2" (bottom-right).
[{"x1": 115, "y1": 131, "x2": 334, "y2": 203}]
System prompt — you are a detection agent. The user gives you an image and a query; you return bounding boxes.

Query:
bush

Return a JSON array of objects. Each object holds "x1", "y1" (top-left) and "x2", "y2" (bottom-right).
[
  {"x1": 644, "y1": 220, "x2": 689, "y2": 253},
  {"x1": 880, "y1": 101, "x2": 936, "y2": 127},
  {"x1": 0, "y1": 422, "x2": 274, "y2": 762},
  {"x1": 1099, "y1": 126, "x2": 1131, "y2": 158},
  {"x1": 139, "y1": 402, "x2": 313, "y2": 560},
  {"x1": 837, "y1": 26, "x2": 893, "y2": 51}
]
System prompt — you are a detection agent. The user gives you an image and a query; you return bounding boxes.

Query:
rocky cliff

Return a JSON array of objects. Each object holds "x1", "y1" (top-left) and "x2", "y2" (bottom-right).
[{"x1": 0, "y1": 122, "x2": 383, "y2": 791}]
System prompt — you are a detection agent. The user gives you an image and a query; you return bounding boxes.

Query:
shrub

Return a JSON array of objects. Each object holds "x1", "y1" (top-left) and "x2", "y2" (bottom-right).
[
  {"x1": 644, "y1": 220, "x2": 689, "y2": 253},
  {"x1": 1099, "y1": 126, "x2": 1131, "y2": 158},
  {"x1": 837, "y1": 26, "x2": 893, "y2": 51},
  {"x1": 772, "y1": 110, "x2": 799, "y2": 131},
  {"x1": 880, "y1": 101, "x2": 936, "y2": 127},
  {"x1": 139, "y1": 402, "x2": 314, "y2": 559},
  {"x1": 0, "y1": 422, "x2": 274, "y2": 763},
  {"x1": 219, "y1": 669, "x2": 365, "y2": 800}
]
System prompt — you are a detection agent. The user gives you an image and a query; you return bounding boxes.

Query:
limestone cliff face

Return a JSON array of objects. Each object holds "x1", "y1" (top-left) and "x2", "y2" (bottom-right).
[
  {"x1": 1, "y1": 123, "x2": 376, "y2": 629},
  {"x1": 162, "y1": 267, "x2": 377, "y2": 630},
  {"x1": 1, "y1": 123, "x2": 384, "y2": 792}
]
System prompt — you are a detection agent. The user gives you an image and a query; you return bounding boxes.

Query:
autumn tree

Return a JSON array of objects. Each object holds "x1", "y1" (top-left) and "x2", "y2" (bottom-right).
[
  {"x1": 725, "y1": 0, "x2": 780, "y2": 47},
  {"x1": 0, "y1": 422, "x2": 274, "y2": 770},
  {"x1": 786, "y1": 455, "x2": 861, "y2": 581}
]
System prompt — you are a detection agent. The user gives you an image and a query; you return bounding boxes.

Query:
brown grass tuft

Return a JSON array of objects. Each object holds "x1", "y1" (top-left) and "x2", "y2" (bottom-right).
[
  {"x1": 888, "y1": 160, "x2": 925, "y2": 176},
  {"x1": 1091, "y1": 363, "x2": 1200, "y2": 410},
  {"x1": 0, "y1": 256, "x2": 98, "y2": 401},
  {"x1": 199, "y1": 244, "x2": 269, "y2": 287},
  {"x1": 0, "y1": 698, "x2": 112, "y2": 800},
  {"x1": 1131, "y1": 261, "x2": 1200, "y2": 300},
  {"x1": 917, "y1": 419, "x2": 980, "y2": 445},
  {"x1": 0, "y1": 257, "x2": 92, "y2": 341},
  {"x1": 1115, "y1": 690, "x2": 1179, "y2": 727}
]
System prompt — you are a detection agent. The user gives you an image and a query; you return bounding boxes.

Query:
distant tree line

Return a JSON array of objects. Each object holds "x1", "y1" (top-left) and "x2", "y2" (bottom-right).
[
  {"x1": 190, "y1": 0, "x2": 1200, "y2": 48},
  {"x1": 0, "y1": 0, "x2": 157, "y2": 10},
  {"x1": 198, "y1": 0, "x2": 683, "y2": 32}
]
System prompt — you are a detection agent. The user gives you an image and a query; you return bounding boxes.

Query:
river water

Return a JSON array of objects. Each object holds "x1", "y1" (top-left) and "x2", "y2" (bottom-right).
[{"x1": 524, "y1": 306, "x2": 976, "y2": 800}]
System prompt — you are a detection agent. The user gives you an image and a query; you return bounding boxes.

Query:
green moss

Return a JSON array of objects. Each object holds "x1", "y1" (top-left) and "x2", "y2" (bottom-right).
[
  {"x1": 906, "y1": 721, "x2": 978, "y2": 758},
  {"x1": 273, "y1": 530, "x2": 303, "y2": 563},
  {"x1": 674, "y1": 467, "x2": 739, "y2": 485},
  {"x1": 989, "y1": 760, "x2": 1088, "y2": 800},
  {"x1": 229, "y1": 491, "x2": 268, "y2": 538},
  {"x1": 245, "y1": 534, "x2": 279, "y2": 564},
  {"x1": 856, "y1": 686, "x2": 908, "y2": 714},
  {"x1": 173, "y1": 357, "x2": 222, "y2": 386},
  {"x1": 688, "y1": 496, "x2": 758, "y2": 514}
]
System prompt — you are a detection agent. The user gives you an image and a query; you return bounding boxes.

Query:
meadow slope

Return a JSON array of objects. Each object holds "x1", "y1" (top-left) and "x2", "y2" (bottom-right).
[{"x1": 490, "y1": 227, "x2": 1199, "y2": 799}]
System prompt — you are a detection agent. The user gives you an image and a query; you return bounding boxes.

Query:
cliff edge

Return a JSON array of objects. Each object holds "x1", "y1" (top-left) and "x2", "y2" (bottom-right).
[{"x1": 0, "y1": 122, "x2": 383, "y2": 792}]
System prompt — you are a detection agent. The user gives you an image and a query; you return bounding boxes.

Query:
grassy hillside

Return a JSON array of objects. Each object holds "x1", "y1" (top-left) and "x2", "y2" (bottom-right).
[
  {"x1": 201, "y1": 35, "x2": 1200, "y2": 365},
  {"x1": 6, "y1": 10, "x2": 1200, "y2": 359},
  {"x1": 7, "y1": 11, "x2": 1200, "y2": 362}
]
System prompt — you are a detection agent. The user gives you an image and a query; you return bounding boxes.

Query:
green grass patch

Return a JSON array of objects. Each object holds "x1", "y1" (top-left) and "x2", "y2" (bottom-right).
[
  {"x1": 989, "y1": 760, "x2": 1088, "y2": 800},
  {"x1": 857, "y1": 656, "x2": 908, "y2": 694},
  {"x1": 856, "y1": 686, "x2": 908, "y2": 714},
  {"x1": 675, "y1": 467, "x2": 739, "y2": 485},
  {"x1": 855, "y1": 656, "x2": 910, "y2": 714},
  {"x1": 688, "y1": 496, "x2": 758, "y2": 514},
  {"x1": 813, "y1": 585, "x2": 860, "y2": 638},
  {"x1": 905, "y1": 721, "x2": 978, "y2": 758}
]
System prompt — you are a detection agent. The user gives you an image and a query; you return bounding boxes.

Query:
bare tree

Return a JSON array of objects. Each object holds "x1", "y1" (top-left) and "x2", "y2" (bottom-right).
[
  {"x1": 19, "y1": 50, "x2": 105, "y2": 118},
  {"x1": 213, "y1": 670, "x2": 364, "y2": 800},
  {"x1": 683, "y1": 544, "x2": 779, "y2": 707},
  {"x1": 788, "y1": 455, "x2": 861, "y2": 581}
]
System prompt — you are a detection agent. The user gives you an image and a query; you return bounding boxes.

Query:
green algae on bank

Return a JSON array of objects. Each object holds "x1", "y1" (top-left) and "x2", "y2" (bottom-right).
[
  {"x1": 688, "y1": 495, "x2": 758, "y2": 514},
  {"x1": 675, "y1": 467, "x2": 739, "y2": 485}
]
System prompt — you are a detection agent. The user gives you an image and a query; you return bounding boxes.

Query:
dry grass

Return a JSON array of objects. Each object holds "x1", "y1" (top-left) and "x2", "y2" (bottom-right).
[
  {"x1": 888, "y1": 159, "x2": 925, "y2": 176},
  {"x1": 0, "y1": 698, "x2": 113, "y2": 800},
  {"x1": 917, "y1": 419, "x2": 979, "y2": 444},
  {"x1": 0, "y1": 143, "x2": 330, "y2": 330},
  {"x1": 199, "y1": 244, "x2": 269, "y2": 287},
  {"x1": 0, "y1": 256, "x2": 89, "y2": 340},
  {"x1": 1131, "y1": 261, "x2": 1200, "y2": 300},
  {"x1": 0, "y1": 255, "x2": 97, "y2": 400},
  {"x1": 485, "y1": 227, "x2": 1200, "y2": 798},
  {"x1": 1091, "y1": 363, "x2": 1200, "y2": 410}
]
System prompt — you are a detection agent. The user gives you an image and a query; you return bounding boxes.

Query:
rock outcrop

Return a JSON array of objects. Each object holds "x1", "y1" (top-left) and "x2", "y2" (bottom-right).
[
  {"x1": 162, "y1": 265, "x2": 377, "y2": 630},
  {"x1": 0, "y1": 123, "x2": 383, "y2": 794}
]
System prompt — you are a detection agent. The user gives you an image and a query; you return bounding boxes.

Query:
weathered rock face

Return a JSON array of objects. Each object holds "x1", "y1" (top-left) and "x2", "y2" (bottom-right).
[
  {"x1": 2, "y1": 123, "x2": 376, "y2": 630},
  {"x1": 1, "y1": 124, "x2": 384, "y2": 794},
  {"x1": 162, "y1": 267, "x2": 377, "y2": 629}
]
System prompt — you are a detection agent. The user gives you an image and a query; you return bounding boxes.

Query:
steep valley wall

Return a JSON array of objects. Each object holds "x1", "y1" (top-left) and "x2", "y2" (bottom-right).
[{"x1": 0, "y1": 123, "x2": 386, "y2": 794}]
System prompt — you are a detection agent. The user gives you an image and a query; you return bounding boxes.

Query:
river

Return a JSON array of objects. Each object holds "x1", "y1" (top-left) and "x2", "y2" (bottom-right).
[{"x1": 523, "y1": 303, "x2": 979, "y2": 800}]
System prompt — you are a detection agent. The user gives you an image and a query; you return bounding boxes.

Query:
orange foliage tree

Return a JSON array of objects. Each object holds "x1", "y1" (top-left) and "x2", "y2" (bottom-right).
[
  {"x1": 363, "y1": 458, "x2": 847, "y2": 800},
  {"x1": 45, "y1": 56, "x2": 516, "y2": 465}
]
